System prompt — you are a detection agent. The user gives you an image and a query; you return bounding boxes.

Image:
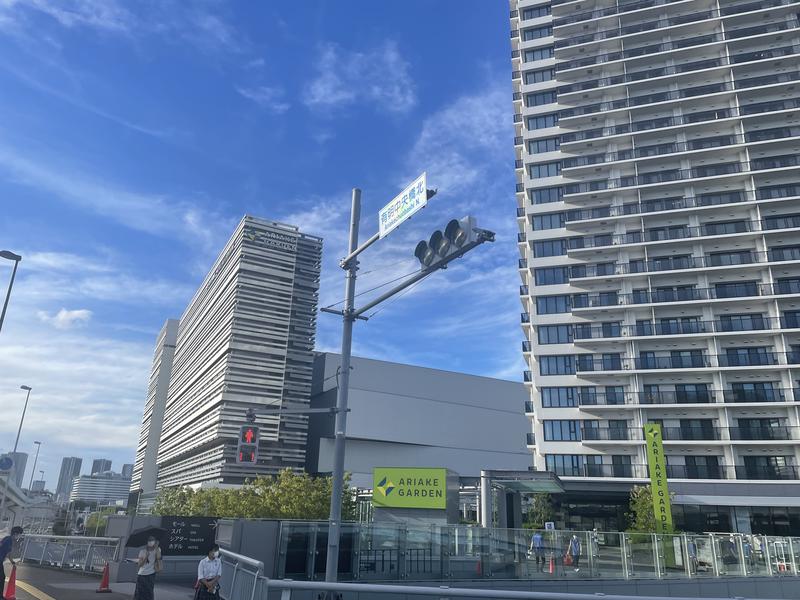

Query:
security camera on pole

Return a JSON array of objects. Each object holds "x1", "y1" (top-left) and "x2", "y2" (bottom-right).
[{"x1": 320, "y1": 173, "x2": 495, "y2": 586}]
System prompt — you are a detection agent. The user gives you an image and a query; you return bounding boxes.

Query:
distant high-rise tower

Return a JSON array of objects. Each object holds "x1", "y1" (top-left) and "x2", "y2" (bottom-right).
[
  {"x1": 91, "y1": 459, "x2": 111, "y2": 475},
  {"x1": 55, "y1": 457, "x2": 82, "y2": 503},
  {"x1": 155, "y1": 216, "x2": 322, "y2": 488},
  {"x1": 121, "y1": 463, "x2": 134, "y2": 479},
  {"x1": 130, "y1": 319, "x2": 178, "y2": 497}
]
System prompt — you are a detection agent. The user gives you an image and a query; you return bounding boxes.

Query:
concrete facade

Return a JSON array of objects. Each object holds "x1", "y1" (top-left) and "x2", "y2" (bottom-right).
[{"x1": 306, "y1": 353, "x2": 531, "y2": 488}]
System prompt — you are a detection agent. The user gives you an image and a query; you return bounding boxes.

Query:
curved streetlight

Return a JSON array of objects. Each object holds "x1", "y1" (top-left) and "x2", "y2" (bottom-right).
[
  {"x1": 0, "y1": 250, "x2": 22, "y2": 335},
  {"x1": 0, "y1": 385, "x2": 33, "y2": 526}
]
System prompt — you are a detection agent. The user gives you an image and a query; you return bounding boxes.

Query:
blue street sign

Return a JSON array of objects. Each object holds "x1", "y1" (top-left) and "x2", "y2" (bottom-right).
[{"x1": 0, "y1": 456, "x2": 13, "y2": 471}]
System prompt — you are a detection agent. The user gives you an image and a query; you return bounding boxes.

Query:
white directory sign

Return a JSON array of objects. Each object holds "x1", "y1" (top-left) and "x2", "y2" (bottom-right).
[{"x1": 379, "y1": 172, "x2": 427, "y2": 239}]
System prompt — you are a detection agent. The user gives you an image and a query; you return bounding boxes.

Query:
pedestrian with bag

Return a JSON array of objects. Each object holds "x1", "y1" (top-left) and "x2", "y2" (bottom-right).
[
  {"x1": 134, "y1": 535, "x2": 162, "y2": 600},
  {"x1": 528, "y1": 531, "x2": 545, "y2": 571},
  {"x1": 196, "y1": 544, "x2": 222, "y2": 599},
  {"x1": 565, "y1": 534, "x2": 582, "y2": 572}
]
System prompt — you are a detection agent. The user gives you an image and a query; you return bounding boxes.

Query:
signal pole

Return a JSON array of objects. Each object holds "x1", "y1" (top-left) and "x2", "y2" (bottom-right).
[{"x1": 322, "y1": 181, "x2": 494, "y2": 585}]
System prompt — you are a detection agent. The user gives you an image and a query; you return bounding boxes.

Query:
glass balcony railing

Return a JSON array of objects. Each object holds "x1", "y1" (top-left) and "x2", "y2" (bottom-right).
[
  {"x1": 563, "y1": 185, "x2": 800, "y2": 223},
  {"x1": 734, "y1": 465, "x2": 799, "y2": 480},
  {"x1": 524, "y1": 400, "x2": 534, "y2": 413},
  {"x1": 723, "y1": 389, "x2": 789, "y2": 403},
  {"x1": 583, "y1": 463, "x2": 647, "y2": 478},
  {"x1": 577, "y1": 392, "x2": 628, "y2": 406},
  {"x1": 715, "y1": 352, "x2": 778, "y2": 367},
  {"x1": 634, "y1": 355, "x2": 710, "y2": 369},
  {"x1": 526, "y1": 432, "x2": 536, "y2": 445},
  {"x1": 561, "y1": 156, "x2": 800, "y2": 197},
  {"x1": 582, "y1": 427, "x2": 642, "y2": 441},
  {"x1": 665, "y1": 465, "x2": 727, "y2": 479},
  {"x1": 729, "y1": 426, "x2": 797, "y2": 441},
  {"x1": 661, "y1": 426, "x2": 721, "y2": 441},
  {"x1": 637, "y1": 391, "x2": 716, "y2": 405},
  {"x1": 562, "y1": 128, "x2": 800, "y2": 170}
]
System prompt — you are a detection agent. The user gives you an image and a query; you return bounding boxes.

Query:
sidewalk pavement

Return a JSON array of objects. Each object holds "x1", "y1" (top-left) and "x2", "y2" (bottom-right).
[{"x1": 14, "y1": 563, "x2": 196, "y2": 600}]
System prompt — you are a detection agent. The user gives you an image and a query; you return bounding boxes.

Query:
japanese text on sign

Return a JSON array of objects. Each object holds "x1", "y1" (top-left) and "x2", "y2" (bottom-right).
[{"x1": 379, "y1": 173, "x2": 427, "y2": 239}]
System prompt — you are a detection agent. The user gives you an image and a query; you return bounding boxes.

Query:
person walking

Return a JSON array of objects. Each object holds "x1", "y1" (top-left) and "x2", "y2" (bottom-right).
[
  {"x1": 528, "y1": 531, "x2": 545, "y2": 571},
  {"x1": 566, "y1": 534, "x2": 582, "y2": 572},
  {"x1": 134, "y1": 535, "x2": 162, "y2": 600},
  {"x1": 196, "y1": 544, "x2": 222, "y2": 599},
  {"x1": 1, "y1": 527, "x2": 23, "y2": 594}
]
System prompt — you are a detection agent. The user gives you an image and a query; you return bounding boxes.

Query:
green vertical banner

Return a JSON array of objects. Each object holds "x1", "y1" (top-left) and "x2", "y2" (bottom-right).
[{"x1": 644, "y1": 423, "x2": 674, "y2": 533}]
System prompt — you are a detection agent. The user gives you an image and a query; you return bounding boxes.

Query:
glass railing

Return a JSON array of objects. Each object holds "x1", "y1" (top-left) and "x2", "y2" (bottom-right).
[
  {"x1": 569, "y1": 282, "x2": 800, "y2": 308},
  {"x1": 274, "y1": 522, "x2": 800, "y2": 581},
  {"x1": 637, "y1": 391, "x2": 716, "y2": 405},
  {"x1": 570, "y1": 352, "x2": 800, "y2": 371},
  {"x1": 558, "y1": 72, "x2": 800, "y2": 120},
  {"x1": 717, "y1": 352, "x2": 778, "y2": 367},
  {"x1": 723, "y1": 389, "x2": 789, "y2": 403},
  {"x1": 665, "y1": 465, "x2": 727, "y2": 479},
  {"x1": 562, "y1": 127, "x2": 800, "y2": 169},
  {"x1": 556, "y1": 47, "x2": 798, "y2": 95},
  {"x1": 582, "y1": 427, "x2": 642, "y2": 441},
  {"x1": 734, "y1": 465, "x2": 799, "y2": 480},
  {"x1": 562, "y1": 156, "x2": 799, "y2": 197},
  {"x1": 729, "y1": 426, "x2": 797, "y2": 441},
  {"x1": 661, "y1": 426, "x2": 721, "y2": 441}
]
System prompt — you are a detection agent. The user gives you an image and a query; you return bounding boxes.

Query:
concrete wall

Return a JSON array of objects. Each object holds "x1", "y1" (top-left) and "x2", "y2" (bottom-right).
[{"x1": 307, "y1": 353, "x2": 530, "y2": 487}]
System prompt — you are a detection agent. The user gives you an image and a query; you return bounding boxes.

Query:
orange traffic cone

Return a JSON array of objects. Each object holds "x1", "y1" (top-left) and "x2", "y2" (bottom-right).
[
  {"x1": 96, "y1": 562, "x2": 112, "y2": 593},
  {"x1": 548, "y1": 556, "x2": 555, "y2": 574},
  {"x1": 4, "y1": 564, "x2": 17, "y2": 600}
]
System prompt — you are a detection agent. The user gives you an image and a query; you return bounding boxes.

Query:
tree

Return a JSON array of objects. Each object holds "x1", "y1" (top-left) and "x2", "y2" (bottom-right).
[
  {"x1": 626, "y1": 485, "x2": 656, "y2": 532},
  {"x1": 152, "y1": 469, "x2": 357, "y2": 520},
  {"x1": 524, "y1": 493, "x2": 555, "y2": 529},
  {"x1": 85, "y1": 508, "x2": 116, "y2": 536}
]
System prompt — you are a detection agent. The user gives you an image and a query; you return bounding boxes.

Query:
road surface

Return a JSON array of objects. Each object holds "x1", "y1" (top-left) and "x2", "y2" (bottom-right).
[{"x1": 8, "y1": 563, "x2": 195, "y2": 600}]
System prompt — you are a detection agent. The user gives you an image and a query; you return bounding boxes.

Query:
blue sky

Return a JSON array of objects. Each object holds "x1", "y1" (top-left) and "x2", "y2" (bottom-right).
[{"x1": 0, "y1": 0, "x2": 522, "y2": 490}]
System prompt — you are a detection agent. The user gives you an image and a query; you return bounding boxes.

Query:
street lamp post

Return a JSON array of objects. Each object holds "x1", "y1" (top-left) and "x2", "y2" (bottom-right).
[
  {"x1": 0, "y1": 250, "x2": 22, "y2": 335},
  {"x1": 28, "y1": 441, "x2": 42, "y2": 491},
  {"x1": 322, "y1": 183, "x2": 494, "y2": 585},
  {"x1": 0, "y1": 385, "x2": 33, "y2": 527}
]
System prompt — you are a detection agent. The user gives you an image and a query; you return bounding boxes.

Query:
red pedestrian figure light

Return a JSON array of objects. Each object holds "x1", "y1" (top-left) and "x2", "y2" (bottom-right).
[{"x1": 237, "y1": 425, "x2": 259, "y2": 464}]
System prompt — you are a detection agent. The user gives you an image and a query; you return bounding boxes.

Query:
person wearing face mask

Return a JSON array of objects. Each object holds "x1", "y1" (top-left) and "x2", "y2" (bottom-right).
[
  {"x1": 1, "y1": 527, "x2": 23, "y2": 594},
  {"x1": 134, "y1": 535, "x2": 162, "y2": 600},
  {"x1": 196, "y1": 544, "x2": 222, "y2": 599}
]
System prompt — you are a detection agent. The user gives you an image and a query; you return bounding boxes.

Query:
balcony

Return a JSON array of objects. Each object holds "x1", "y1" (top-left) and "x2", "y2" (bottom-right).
[
  {"x1": 583, "y1": 463, "x2": 647, "y2": 478},
  {"x1": 567, "y1": 221, "x2": 759, "y2": 251},
  {"x1": 524, "y1": 400, "x2": 535, "y2": 413},
  {"x1": 563, "y1": 186, "x2": 800, "y2": 223},
  {"x1": 582, "y1": 427, "x2": 642, "y2": 441},
  {"x1": 562, "y1": 128, "x2": 800, "y2": 170},
  {"x1": 519, "y1": 285, "x2": 529, "y2": 295},
  {"x1": 635, "y1": 355, "x2": 710, "y2": 369},
  {"x1": 723, "y1": 389, "x2": 789, "y2": 403},
  {"x1": 563, "y1": 156, "x2": 800, "y2": 197},
  {"x1": 716, "y1": 352, "x2": 778, "y2": 367},
  {"x1": 734, "y1": 465, "x2": 799, "y2": 480},
  {"x1": 637, "y1": 391, "x2": 716, "y2": 405},
  {"x1": 661, "y1": 426, "x2": 721, "y2": 441},
  {"x1": 729, "y1": 426, "x2": 797, "y2": 441},
  {"x1": 522, "y1": 341, "x2": 532, "y2": 352},
  {"x1": 518, "y1": 258, "x2": 527, "y2": 269},
  {"x1": 559, "y1": 73, "x2": 800, "y2": 122},
  {"x1": 578, "y1": 392, "x2": 627, "y2": 406},
  {"x1": 526, "y1": 432, "x2": 536, "y2": 445},
  {"x1": 520, "y1": 312, "x2": 530, "y2": 324},
  {"x1": 665, "y1": 465, "x2": 727, "y2": 480},
  {"x1": 523, "y1": 370, "x2": 532, "y2": 382}
]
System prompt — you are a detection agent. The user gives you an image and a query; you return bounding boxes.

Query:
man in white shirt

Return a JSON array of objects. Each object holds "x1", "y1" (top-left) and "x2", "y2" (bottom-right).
[{"x1": 196, "y1": 544, "x2": 222, "y2": 599}]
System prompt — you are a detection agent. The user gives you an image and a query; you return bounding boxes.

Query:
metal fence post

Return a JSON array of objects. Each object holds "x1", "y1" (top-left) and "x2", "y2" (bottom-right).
[
  {"x1": 788, "y1": 538, "x2": 798, "y2": 575},
  {"x1": 736, "y1": 536, "x2": 747, "y2": 576},
  {"x1": 60, "y1": 540, "x2": 70, "y2": 568},
  {"x1": 230, "y1": 562, "x2": 239, "y2": 597},
  {"x1": 652, "y1": 534, "x2": 663, "y2": 579},
  {"x1": 709, "y1": 534, "x2": 720, "y2": 577},
  {"x1": 621, "y1": 533, "x2": 631, "y2": 580},
  {"x1": 39, "y1": 540, "x2": 48, "y2": 565},
  {"x1": 21, "y1": 535, "x2": 31, "y2": 563},
  {"x1": 84, "y1": 542, "x2": 94, "y2": 571},
  {"x1": 763, "y1": 536, "x2": 774, "y2": 575},
  {"x1": 682, "y1": 535, "x2": 691, "y2": 578}
]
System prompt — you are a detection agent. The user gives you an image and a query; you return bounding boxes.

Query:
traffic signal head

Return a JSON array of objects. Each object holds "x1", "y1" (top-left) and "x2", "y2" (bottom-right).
[
  {"x1": 413, "y1": 216, "x2": 485, "y2": 270},
  {"x1": 237, "y1": 425, "x2": 259, "y2": 464}
]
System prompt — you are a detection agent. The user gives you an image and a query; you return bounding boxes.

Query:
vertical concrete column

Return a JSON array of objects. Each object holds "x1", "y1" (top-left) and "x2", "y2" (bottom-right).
[{"x1": 479, "y1": 471, "x2": 492, "y2": 528}]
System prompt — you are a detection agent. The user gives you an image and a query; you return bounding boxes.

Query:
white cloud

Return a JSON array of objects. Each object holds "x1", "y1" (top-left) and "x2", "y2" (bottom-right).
[
  {"x1": 37, "y1": 307, "x2": 93, "y2": 329},
  {"x1": 0, "y1": 142, "x2": 234, "y2": 252},
  {"x1": 236, "y1": 85, "x2": 290, "y2": 114},
  {"x1": 304, "y1": 41, "x2": 416, "y2": 114}
]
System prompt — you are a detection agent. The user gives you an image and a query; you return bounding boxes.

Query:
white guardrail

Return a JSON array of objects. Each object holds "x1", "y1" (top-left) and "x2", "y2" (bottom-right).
[{"x1": 19, "y1": 534, "x2": 120, "y2": 573}]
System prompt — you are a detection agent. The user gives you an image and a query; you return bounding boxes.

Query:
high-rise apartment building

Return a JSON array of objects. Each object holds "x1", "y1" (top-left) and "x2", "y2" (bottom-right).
[
  {"x1": 512, "y1": 0, "x2": 800, "y2": 531},
  {"x1": 55, "y1": 457, "x2": 82, "y2": 503},
  {"x1": 91, "y1": 459, "x2": 112, "y2": 475},
  {"x1": 121, "y1": 464, "x2": 134, "y2": 479},
  {"x1": 155, "y1": 216, "x2": 322, "y2": 488},
  {"x1": 130, "y1": 319, "x2": 178, "y2": 497}
]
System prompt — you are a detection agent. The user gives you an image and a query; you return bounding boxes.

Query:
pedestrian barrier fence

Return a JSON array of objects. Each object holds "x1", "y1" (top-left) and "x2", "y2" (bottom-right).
[
  {"x1": 270, "y1": 522, "x2": 800, "y2": 583},
  {"x1": 19, "y1": 533, "x2": 120, "y2": 573}
]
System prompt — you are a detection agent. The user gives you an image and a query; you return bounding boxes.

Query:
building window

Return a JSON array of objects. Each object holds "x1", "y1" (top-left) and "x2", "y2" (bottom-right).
[
  {"x1": 540, "y1": 387, "x2": 586, "y2": 407},
  {"x1": 531, "y1": 186, "x2": 563, "y2": 204},
  {"x1": 533, "y1": 239, "x2": 567, "y2": 257},
  {"x1": 525, "y1": 91, "x2": 557, "y2": 107},
  {"x1": 521, "y1": 5, "x2": 551, "y2": 20},
  {"x1": 524, "y1": 68, "x2": 555, "y2": 85},
  {"x1": 534, "y1": 267, "x2": 570, "y2": 285},
  {"x1": 524, "y1": 47, "x2": 554, "y2": 62},
  {"x1": 535, "y1": 295, "x2": 571, "y2": 314},
  {"x1": 544, "y1": 420, "x2": 582, "y2": 441},
  {"x1": 546, "y1": 454, "x2": 583, "y2": 476},
  {"x1": 532, "y1": 212, "x2": 565, "y2": 230},
  {"x1": 527, "y1": 113, "x2": 559, "y2": 130},
  {"x1": 528, "y1": 137, "x2": 560, "y2": 154},
  {"x1": 538, "y1": 324, "x2": 573, "y2": 344},
  {"x1": 530, "y1": 162, "x2": 561, "y2": 178},
  {"x1": 522, "y1": 25, "x2": 553, "y2": 41},
  {"x1": 539, "y1": 355, "x2": 576, "y2": 375}
]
